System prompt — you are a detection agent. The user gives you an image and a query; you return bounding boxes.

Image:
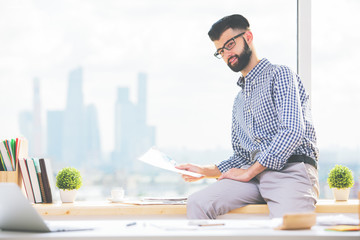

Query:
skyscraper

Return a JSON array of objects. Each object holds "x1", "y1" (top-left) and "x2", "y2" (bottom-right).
[
  {"x1": 113, "y1": 73, "x2": 156, "y2": 172},
  {"x1": 85, "y1": 104, "x2": 101, "y2": 165},
  {"x1": 46, "y1": 110, "x2": 64, "y2": 162},
  {"x1": 46, "y1": 67, "x2": 102, "y2": 167},
  {"x1": 62, "y1": 68, "x2": 86, "y2": 167}
]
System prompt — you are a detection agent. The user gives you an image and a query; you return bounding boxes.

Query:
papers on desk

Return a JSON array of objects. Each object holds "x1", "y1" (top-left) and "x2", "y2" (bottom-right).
[
  {"x1": 117, "y1": 197, "x2": 187, "y2": 205},
  {"x1": 317, "y1": 214, "x2": 359, "y2": 226},
  {"x1": 138, "y1": 147, "x2": 203, "y2": 178},
  {"x1": 141, "y1": 197, "x2": 187, "y2": 204},
  {"x1": 318, "y1": 214, "x2": 360, "y2": 232},
  {"x1": 148, "y1": 219, "x2": 279, "y2": 231}
]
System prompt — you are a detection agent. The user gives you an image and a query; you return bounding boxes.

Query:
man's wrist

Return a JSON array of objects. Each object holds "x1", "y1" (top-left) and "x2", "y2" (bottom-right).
[
  {"x1": 246, "y1": 162, "x2": 267, "y2": 179},
  {"x1": 202, "y1": 165, "x2": 221, "y2": 178}
]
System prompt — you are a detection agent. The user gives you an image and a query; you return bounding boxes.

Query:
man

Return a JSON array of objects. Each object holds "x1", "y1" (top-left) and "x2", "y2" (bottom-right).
[{"x1": 176, "y1": 14, "x2": 319, "y2": 219}]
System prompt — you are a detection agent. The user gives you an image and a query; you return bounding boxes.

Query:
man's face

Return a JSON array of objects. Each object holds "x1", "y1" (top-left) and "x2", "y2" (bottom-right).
[{"x1": 214, "y1": 28, "x2": 252, "y2": 73}]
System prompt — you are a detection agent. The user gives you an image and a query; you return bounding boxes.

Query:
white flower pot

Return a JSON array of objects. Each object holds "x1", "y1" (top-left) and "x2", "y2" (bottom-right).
[
  {"x1": 59, "y1": 189, "x2": 77, "y2": 203},
  {"x1": 332, "y1": 188, "x2": 350, "y2": 201}
]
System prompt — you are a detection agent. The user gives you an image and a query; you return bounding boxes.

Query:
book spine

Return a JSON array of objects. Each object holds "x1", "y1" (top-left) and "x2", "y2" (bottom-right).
[
  {"x1": 0, "y1": 142, "x2": 13, "y2": 171},
  {"x1": 18, "y1": 158, "x2": 35, "y2": 203},
  {"x1": 26, "y1": 158, "x2": 42, "y2": 203},
  {"x1": 0, "y1": 152, "x2": 5, "y2": 171},
  {"x1": 39, "y1": 158, "x2": 52, "y2": 203},
  {"x1": 4, "y1": 140, "x2": 15, "y2": 170},
  {"x1": 44, "y1": 159, "x2": 56, "y2": 202},
  {"x1": 37, "y1": 172, "x2": 47, "y2": 203}
]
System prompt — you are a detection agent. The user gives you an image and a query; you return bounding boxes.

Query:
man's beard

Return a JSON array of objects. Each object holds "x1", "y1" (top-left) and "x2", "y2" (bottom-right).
[{"x1": 227, "y1": 38, "x2": 252, "y2": 72}]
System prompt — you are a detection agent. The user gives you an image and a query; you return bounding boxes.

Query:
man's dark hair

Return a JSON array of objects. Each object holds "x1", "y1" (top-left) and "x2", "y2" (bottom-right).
[{"x1": 208, "y1": 14, "x2": 250, "y2": 41}]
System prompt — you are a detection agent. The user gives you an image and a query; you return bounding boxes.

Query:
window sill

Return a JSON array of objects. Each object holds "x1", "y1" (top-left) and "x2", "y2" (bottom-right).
[{"x1": 33, "y1": 199, "x2": 359, "y2": 217}]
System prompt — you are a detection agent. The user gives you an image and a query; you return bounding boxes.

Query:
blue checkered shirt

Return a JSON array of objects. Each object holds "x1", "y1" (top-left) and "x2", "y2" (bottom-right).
[{"x1": 216, "y1": 58, "x2": 319, "y2": 172}]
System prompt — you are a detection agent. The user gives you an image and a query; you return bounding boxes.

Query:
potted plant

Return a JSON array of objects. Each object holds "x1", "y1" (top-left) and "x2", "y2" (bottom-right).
[
  {"x1": 327, "y1": 164, "x2": 354, "y2": 201},
  {"x1": 56, "y1": 167, "x2": 82, "y2": 203}
]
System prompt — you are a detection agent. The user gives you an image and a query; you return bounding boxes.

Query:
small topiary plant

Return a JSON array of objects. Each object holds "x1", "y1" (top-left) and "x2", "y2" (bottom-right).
[
  {"x1": 56, "y1": 167, "x2": 82, "y2": 190},
  {"x1": 327, "y1": 165, "x2": 354, "y2": 189}
]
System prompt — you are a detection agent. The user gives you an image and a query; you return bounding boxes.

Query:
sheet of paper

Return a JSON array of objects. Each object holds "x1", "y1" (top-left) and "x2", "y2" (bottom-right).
[
  {"x1": 138, "y1": 147, "x2": 203, "y2": 178},
  {"x1": 317, "y1": 214, "x2": 359, "y2": 226},
  {"x1": 120, "y1": 200, "x2": 186, "y2": 205}
]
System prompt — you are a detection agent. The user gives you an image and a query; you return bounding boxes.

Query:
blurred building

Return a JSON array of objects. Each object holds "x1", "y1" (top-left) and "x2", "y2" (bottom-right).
[
  {"x1": 46, "y1": 67, "x2": 102, "y2": 168},
  {"x1": 113, "y1": 73, "x2": 156, "y2": 173},
  {"x1": 62, "y1": 68, "x2": 86, "y2": 166},
  {"x1": 46, "y1": 111, "x2": 64, "y2": 163}
]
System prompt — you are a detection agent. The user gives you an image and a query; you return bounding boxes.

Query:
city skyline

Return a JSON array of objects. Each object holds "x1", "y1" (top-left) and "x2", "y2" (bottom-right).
[
  {"x1": 1, "y1": 0, "x2": 359, "y2": 153},
  {"x1": 20, "y1": 68, "x2": 156, "y2": 172}
]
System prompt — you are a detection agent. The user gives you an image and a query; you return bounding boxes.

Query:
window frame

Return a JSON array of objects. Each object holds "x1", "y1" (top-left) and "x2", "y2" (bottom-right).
[{"x1": 297, "y1": 0, "x2": 312, "y2": 98}]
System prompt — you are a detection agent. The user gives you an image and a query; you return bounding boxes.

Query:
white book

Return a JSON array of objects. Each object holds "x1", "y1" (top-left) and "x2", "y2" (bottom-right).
[
  {"x1": 26, "y1": 158, "x2": 42, "y2": 203},
  {"x1": 0, "y1": 141, "x2": 13, "y2": 171},
  {"x1": 17, "y1": 137, "x2": 29, "y2": 159},
  {"x1": 18, "y1": 158, "x2": 35, "y2": 203}
]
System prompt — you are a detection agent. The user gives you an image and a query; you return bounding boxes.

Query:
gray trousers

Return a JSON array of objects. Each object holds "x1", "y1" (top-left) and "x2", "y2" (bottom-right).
[{"x1": 187, "y1": 162, "x2": 319, "y2": 219}]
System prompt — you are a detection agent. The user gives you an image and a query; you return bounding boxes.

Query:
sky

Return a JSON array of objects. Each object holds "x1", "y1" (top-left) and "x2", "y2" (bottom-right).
[{"x1": 0, "y1": 0, "x2": 359, "y2": 155}]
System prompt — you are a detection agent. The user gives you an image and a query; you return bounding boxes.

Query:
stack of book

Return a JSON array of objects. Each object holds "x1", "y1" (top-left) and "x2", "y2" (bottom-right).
[
  {"x1": 18, "y1": 158, "x2": 55, "y2": 204},
  {"x1": 0, "y1": 137, "x2": 27, "y2": 171},
  {"x1": 0, "y1": 137, "x2": 55, "y2": 204}
]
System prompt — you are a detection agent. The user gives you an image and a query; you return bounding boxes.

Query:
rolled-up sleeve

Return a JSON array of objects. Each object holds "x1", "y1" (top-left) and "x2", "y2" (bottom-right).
[{"x1": 256, "y1": 67, "x2": 305, "y2": 170}]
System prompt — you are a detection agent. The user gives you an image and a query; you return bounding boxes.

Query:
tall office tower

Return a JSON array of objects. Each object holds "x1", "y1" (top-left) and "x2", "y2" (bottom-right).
[
  {"x1": 32, "y1": 78, "x2": 43, "y2": 156},
  {"x1": 113, "y1": 73, "x2": 156, "y2": 172},
  {"x1": 46, "y1": 110, "x2": 64, "y2": 163},
  {"x1": 85, "y1": 104, "x2": 102, "y2": 165},
  {"x1": 113, "y1": 87, "x2": 134, "y2": 168},
  {"x1": 62, "y1": 68, "x2": 86, "y2": 167}
]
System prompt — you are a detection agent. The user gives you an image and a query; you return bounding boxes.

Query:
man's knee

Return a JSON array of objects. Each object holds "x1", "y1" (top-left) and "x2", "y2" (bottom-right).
[
  {"x1": 186, "y1": 191, "x2": 217, "y2": 219},
  {"x1": 268, "y1": 198, "x2": 317, "y2": 218}
]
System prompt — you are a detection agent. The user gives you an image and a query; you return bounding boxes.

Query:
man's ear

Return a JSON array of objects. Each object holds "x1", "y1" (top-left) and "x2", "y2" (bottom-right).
[{"x1": 244, "y1": 31, "x2": 254, "y2": 45}]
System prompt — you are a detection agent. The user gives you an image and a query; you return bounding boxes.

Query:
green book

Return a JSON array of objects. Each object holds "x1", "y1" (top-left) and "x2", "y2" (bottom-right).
[
  {"x1": 11, "y1": 139, "x2": 16, "y2": 168},
  {"x1": 0, "y1": 152, "x2": 5, "y2": 171}
]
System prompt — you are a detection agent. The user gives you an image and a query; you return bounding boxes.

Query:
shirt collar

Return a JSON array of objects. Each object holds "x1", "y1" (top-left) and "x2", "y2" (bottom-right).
[{"x1": 236, "y1": 58, "x2": 270, "y2": 89}]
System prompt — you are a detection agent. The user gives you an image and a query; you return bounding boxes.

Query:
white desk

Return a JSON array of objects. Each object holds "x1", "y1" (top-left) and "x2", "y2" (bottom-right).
[{"x1": 0, "y1": 219, "x2": 359, "y2": 240}]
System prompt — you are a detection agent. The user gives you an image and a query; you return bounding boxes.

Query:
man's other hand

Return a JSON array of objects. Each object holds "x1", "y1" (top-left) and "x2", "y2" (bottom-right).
[
  {"x1": 218, "y1": 168, "x2": 251, "y2": 182},
  {"x1": 175, "y1": 164, "x2": 205, "y2": 182}
]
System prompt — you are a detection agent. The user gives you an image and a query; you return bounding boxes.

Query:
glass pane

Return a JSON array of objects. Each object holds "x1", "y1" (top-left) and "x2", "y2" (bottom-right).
[
  {"x1": 312, "y1": 0, "x2": 360, "y2": 198},
  {"x1": 0, "y1": 0, "x2": 296, "y2": 200}
]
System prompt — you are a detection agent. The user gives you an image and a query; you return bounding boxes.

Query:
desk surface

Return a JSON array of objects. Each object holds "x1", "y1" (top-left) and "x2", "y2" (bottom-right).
[
  {"x1": 33, "y1": 199, "x2": 359, "y2": 217},
  {"x1": 0, "y1": 219, "x2": 359, "y2": 240}
]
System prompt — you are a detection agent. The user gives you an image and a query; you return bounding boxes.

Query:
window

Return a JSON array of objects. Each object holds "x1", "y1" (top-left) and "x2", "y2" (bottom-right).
[
  {"x1": 312, "y1": 0, "x2": 360, "y2": 198},
  {"x1": 0, "y1": 0, "x2": 297, "y2": 200}
]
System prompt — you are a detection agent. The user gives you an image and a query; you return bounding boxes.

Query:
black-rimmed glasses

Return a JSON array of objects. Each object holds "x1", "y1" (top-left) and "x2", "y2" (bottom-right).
[{"x1": 214, "y1": 32, "x2": 246, "y2": 59}]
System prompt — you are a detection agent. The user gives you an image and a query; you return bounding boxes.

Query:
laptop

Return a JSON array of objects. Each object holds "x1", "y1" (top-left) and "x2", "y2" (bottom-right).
[{"x1": 0, "y1": 183, "x2": 93, "y2": 232}]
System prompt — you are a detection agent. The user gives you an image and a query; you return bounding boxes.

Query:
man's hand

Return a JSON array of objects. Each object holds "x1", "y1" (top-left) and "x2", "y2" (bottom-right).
[
  {"x1": 218, "y1": 168, "x2": 251, "y2": 182},
  {"x1": 218, "y1": 162, "x2": 267, "y2": 182},
  {"x1": 176, "y1": 164, "x2": 221, "y2": 182}
]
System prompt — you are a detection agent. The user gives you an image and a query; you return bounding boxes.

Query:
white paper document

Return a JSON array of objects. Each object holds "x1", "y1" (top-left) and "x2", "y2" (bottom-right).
[{"x1": 138, "y1": 147, "x2": 203, "y2": 178}]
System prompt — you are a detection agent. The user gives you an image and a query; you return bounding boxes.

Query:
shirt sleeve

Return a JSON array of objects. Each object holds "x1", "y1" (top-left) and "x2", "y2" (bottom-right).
[
  {"x1": 256, "y1": 66, "x2": 306, "y2": 170},
  {"x1": 216, "y1": 153, "x2": 248, "y2": 173},
  {"x1": 216, "y1": 112, "x2": 249, "y2": 173}
]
